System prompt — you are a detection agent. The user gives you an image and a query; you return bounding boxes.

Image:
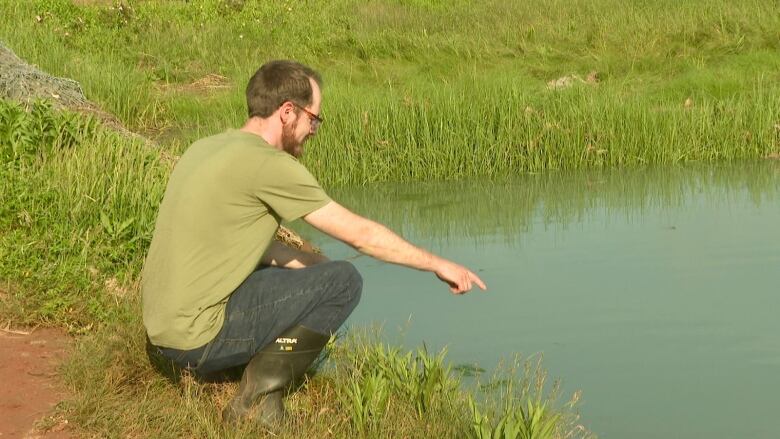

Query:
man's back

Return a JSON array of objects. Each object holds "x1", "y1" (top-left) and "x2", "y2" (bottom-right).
[{"x1": 141, "y1": 129, "x2": 329, "y2": 350}]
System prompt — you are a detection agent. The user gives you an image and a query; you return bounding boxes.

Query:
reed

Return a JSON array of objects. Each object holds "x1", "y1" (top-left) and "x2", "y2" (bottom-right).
[{"x1": 312, "y1": 81, "x2": 780, "y2": 185}]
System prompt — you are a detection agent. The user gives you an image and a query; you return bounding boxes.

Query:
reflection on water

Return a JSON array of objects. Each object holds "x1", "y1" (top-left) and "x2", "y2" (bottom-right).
[
  {"x1": 296, "y1": 162, "x2": 780, "y2": 439},
  {"x1": 326, "y1": 162, "x2": 779, "y2": 246}
]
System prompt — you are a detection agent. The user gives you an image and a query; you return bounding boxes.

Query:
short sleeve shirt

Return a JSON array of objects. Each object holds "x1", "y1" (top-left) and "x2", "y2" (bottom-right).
[{"x1": 141, "y1": 130, "x2": 330, "y2": 349}]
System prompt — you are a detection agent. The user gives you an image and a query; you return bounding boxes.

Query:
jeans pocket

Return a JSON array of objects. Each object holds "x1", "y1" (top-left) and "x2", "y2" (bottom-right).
[{"x1": 195, "y1": 338, "x2": 254, "y2": 376}]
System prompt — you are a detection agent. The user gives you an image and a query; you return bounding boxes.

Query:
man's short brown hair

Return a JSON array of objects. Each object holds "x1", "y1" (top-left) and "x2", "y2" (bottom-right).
[{"x1": 246, "y1": 60, "x2": 323, "y2": 118}]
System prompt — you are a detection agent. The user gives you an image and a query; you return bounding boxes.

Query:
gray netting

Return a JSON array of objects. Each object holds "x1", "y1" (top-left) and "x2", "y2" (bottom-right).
[{"x1": 0, "y1": 41, "x2": 89, "y2": 108}]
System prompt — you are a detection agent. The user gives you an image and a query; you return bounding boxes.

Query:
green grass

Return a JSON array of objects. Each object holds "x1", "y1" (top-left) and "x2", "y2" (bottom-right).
[
  {"x1": 1, "y1": 99, "x2": 165, "y2": 326},
  {"x1": 2, "y1": 0, "x2": 778, "y2": 185},
  {"x1": 58, "y1": 314, "x2": 588, "y2": 438}
]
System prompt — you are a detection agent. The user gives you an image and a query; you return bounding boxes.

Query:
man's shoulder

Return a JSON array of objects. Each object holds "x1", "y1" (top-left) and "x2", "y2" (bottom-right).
[
  {"x1": 178, "y1": 130, "x2": 283, "y2": 169},
  {"x1": 189, "y1": 129, "x2": 271, "y2": 152},
  {"x1": 181, "y1": 131, "x2": 314, "y2": 179}
]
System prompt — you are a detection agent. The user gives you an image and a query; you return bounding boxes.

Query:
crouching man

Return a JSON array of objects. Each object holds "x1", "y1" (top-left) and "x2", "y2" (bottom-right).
[{"x1": 141, "y1": 60, "x2": 486, "y2": 426}]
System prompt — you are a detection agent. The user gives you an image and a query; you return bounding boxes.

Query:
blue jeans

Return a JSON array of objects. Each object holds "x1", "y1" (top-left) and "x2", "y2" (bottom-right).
[{"x1": 150, "y1": 260, "x2": 362, "y2": 377}]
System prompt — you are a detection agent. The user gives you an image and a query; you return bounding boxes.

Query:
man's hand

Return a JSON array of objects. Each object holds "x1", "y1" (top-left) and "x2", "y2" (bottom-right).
[
  {"x1": 305, "y1": 201, "x2": 487, "y2": 294},
  {"x1": 260, "y1": 240, "x2": 329, "y2": 269},
  {"x1": 434, "y1": 260, "x2": 487, "y2": 294}
]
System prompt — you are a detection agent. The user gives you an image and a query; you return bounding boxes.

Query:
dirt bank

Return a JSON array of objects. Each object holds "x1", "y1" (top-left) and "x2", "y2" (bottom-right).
[{"x1": 0, "y1": 327, "x2": 73, "y2": 438}]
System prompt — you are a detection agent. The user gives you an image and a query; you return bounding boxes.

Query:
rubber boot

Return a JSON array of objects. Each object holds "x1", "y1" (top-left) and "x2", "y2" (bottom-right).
[{"x1": 222, "y1": 325, "x2": 330, "y2": 426}]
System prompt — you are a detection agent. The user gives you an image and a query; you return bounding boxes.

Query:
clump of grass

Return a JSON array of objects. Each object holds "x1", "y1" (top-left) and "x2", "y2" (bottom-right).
[
  {"x1": 0, "y1": 99, "x2": 98, "y2": 165},
  {"x1": 338, "y1": 370, "x2": 392, "y2": 436},
  {"x1": 339, "y1": 341, "x2": 458, "y2": 418},
  {"x1": 328, "y1": 332, "x2": 462, "y2": 436},
  {"x1": 468, "y1": 355, "x2": 588, "y2": 439}
]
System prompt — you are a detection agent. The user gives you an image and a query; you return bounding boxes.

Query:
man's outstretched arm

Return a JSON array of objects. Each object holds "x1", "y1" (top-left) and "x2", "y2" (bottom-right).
[{"x1": 304, "y1": 201, "x2": 487, "y2": 294}]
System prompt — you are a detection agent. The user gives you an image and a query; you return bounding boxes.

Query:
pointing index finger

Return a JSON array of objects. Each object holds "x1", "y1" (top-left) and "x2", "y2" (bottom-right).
[{"x1": 470, "y1": 272, "x2": 487, "y2": 290}]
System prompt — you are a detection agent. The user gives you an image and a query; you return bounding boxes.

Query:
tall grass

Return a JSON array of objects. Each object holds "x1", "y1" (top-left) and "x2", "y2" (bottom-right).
[
  {"x1": 2, "y1": 0, "x2": 778, "y2": 184},
  {"x1": 1, "y1": 99, "x2": 166, "y2": 326},
  {"x1": 314, "y1": 81, "x2": 780, "y2": 185}
]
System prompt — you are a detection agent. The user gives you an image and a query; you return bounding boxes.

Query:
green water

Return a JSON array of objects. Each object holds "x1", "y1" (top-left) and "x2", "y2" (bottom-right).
[{"x1": 299, "y1": 162, "x2": 780, "y2": 438}]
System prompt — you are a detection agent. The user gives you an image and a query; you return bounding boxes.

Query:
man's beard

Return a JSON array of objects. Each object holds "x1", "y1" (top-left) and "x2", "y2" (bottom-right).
[{"x1": 281, "y1": 123, "x2": 303, "y2": 158}]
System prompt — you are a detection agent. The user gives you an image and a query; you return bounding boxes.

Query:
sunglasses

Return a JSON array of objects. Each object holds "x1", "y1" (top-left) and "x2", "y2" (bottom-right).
[{"x1": 292, "y1": 103, "x2": 324, "y2": 130}]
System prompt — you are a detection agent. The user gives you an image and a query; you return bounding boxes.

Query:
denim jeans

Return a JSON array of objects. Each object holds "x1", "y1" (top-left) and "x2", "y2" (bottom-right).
[{"x1": 149, "y1": 260, "x2": 362, "y2": 377}]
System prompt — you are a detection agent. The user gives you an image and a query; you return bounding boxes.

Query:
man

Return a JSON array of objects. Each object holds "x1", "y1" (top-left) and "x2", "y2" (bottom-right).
[{"x1": 141, "y1": 60, "x2": 486, "y2": 426}]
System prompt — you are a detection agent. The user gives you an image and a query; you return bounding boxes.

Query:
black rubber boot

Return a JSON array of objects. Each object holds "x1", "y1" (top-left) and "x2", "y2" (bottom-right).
[{"x1": 222, "y1": 325, "x2": 330, "y2": 426}]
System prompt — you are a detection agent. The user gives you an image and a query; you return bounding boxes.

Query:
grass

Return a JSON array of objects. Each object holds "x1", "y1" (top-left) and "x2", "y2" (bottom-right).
[
  {"x1": 2, "y1": 0, "x2": 780, "y2": 436},
  {"x1": 317, "y1": 83, "x2": 779, "y2": 185},
  {"x1": 1, "y1": 0, "x2": 778, "y2": 185},
  {"x1": 1, "y1": 99, "x2": 165, "y2": 327},
  {"x1": 59, "y1": 315, "x2": 588, "y2": 438}
]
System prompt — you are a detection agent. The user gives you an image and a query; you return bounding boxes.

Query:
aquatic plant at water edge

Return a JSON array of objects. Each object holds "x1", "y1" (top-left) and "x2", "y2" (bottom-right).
[{"x1": 467, "y1": 356, "x2": 587, "y2": 439}]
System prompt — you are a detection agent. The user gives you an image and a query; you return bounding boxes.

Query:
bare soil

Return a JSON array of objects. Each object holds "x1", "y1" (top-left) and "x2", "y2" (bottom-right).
[{"x1": 0, "y1": 328, "x2": 73, "y2": 439}]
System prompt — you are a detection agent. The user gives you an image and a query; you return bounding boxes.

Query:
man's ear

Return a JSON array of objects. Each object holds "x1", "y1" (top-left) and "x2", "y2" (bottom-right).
[{"x1": 279, "y1": 101, "x2": 295, "y2": 124}]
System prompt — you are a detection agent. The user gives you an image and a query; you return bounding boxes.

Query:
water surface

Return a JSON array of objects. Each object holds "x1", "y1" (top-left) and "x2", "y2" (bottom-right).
[{"x1": 297, "y1": 162, "x2": 780, "y2": 439}]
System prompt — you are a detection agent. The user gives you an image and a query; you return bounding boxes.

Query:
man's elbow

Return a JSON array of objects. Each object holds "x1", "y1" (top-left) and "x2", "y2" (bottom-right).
[
  {"x1": 344, "y1": 223, "x2": 375, "y2": 253},
  {"x1": 307, "y1": 203, "x2": 380, "y2": 253}
]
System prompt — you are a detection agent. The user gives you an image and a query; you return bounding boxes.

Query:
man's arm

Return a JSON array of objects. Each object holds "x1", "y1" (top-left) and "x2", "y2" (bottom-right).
[
  {"x1": 304, "y1": 201, "x2": 486, "y2": 294},
  {"x1": 259, "y1": 240, "x2": 329, "y2": 269}
]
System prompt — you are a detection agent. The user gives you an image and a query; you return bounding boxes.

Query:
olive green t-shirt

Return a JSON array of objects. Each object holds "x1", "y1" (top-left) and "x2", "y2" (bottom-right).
[{"x1": 141, "y1": 130, "x2": 330, "y2": 350}]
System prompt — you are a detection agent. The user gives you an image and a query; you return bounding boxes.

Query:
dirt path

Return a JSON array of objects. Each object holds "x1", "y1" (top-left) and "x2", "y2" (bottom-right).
[{"x1": 0, "y1": 328, "x2": 73, "y2": 439}]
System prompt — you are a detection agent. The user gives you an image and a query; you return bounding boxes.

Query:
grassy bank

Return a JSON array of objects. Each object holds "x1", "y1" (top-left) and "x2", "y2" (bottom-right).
[
  {"x1": 2, "y1": 0, "x2": 779, "y2": 185},
  {"x1": 61, "y1": 317, "x2": 584, "y2": 438}
]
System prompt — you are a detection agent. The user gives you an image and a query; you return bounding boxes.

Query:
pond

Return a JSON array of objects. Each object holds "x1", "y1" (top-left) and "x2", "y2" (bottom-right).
[{"x1": 297, "y1": 161, "x2": 780, "y2": 439}]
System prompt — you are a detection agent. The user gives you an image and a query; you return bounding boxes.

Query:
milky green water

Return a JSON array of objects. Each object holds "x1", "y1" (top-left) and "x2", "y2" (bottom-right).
[{"x1": 297, "y1": 162, "x2": 780, "y2": 439}]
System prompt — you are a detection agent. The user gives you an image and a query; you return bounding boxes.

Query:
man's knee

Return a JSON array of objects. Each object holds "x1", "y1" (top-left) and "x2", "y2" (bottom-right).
[{"x1": 329, "y1": 260, "x2": 363, "y2": 302}]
